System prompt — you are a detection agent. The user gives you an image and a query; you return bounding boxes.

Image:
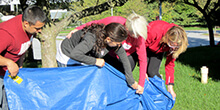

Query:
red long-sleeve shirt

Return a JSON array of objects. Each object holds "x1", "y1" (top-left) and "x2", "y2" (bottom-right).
[
  {"x1": 146, "y1": 20, "x2": 177, "y2": 85},
  {"x1": 76, "y1": 16, "x2": 147, "y2": 87}
]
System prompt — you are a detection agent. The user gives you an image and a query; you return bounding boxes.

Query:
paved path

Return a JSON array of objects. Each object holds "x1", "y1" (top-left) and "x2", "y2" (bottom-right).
[
  {"x1": 186, "y1": 30, "x2": 220, "y2": 48},
  {"x1": 32, "y1": 31, "x2": 220, "y2": 60}
]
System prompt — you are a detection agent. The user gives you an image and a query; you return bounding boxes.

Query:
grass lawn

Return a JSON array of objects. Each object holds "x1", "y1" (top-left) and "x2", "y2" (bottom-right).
[
  {"x1": 58, "y1": 27, "x2": 75, "y2": 36},
  {"x1": 133, "y1": 46, "x2": 220, "y2": 110},
  {"x1": 183, "y1": 27, "x2": 220, "y2": 31}
]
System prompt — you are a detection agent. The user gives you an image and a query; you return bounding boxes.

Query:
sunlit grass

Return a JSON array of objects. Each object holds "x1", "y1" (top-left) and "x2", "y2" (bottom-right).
[
  {"x1": 183, "y1": 27, "x2": 220, "y2": 30},
  {"x1": 133, "y1": 46, "x2": 220, "y2": 110}
]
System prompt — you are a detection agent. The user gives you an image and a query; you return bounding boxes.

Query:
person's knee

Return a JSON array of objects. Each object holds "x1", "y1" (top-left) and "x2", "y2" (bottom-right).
[
  {"x1": 147, "y1": 69, "x2": 160, "y2": 78},
  {"x1": 128, "y1": 55, "x2": 137, "y2": 71}
]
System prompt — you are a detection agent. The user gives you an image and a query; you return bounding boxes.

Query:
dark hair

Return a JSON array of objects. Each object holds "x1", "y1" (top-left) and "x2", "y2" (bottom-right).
[
  {"x1": 82, "y1": 23, "x2": 127, "y2": 54},
  {"x1": 82, "y1": 23, "x2": 106, "y2": 53},
  {"x1": 104, "y1": 23, "x2": 127, "y2": 42},
  {"x1": 22, "y1": 5, "x2": 47, "y2": 25}
]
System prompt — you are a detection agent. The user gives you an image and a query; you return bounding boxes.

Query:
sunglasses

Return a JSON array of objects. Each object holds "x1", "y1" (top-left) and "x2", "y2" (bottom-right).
[
  {"x1": 167, "y1": 41, "x2": 181, "y2": 54},
  {"x1": 167, "y1": 40, "x2": 180, "y2": 49}
]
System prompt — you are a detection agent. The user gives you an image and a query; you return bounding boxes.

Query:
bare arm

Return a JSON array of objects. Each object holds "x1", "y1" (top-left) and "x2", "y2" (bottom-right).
[
  {"x1": 0, "y1": 55, "x2": 19, "y2": 77},
  {"x1": 168, "y1": 85, "x2": 176, "y2": 100}
]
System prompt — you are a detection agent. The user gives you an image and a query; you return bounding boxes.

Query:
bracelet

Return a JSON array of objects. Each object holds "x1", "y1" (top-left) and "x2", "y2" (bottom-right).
[{"x1": 168, "y1": 83, "x2": 174, "y2": 86}]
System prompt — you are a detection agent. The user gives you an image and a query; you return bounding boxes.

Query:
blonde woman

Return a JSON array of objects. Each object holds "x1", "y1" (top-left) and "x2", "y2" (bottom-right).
[
  {"x1": 145, "y1": 20, "x2": 188, "y2": 99},
  {"x1": 66, "y1": 12, "x2": 148, "y2": 94}
]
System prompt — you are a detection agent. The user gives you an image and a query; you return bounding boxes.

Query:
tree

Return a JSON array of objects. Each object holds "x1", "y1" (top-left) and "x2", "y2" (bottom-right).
[
  {"x1": 183, "y1": 0, "x2": 220, "y2": 46},
  {"x1": 141, "y1": 1, "x2": 201, "y2": 25},
  {"x1": 146, "y1": 0, "x2": 220, "y2": 46},
  {"x1": 180, "y1": 0, "x2": 220, "y2": 46},
  {"x1": 71, "y1": 0, "x2": 148, "y2": 26},
  {"x1": 172, "y1": 2, "x2": 200, "y2": 25},
  {"x1": 19, "y1": 0, "x2": 129, "y2": 67}
]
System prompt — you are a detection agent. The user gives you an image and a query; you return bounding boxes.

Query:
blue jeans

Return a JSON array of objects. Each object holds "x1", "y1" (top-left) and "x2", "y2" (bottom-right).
[
  {"x1": 0, "y1": 76, "x2": 9, "y2": 110},
  {"x1": 57, "y1": 61, "x2": 84, "y2": 67},
  {"x1": 57, "y1": 61, "x2": 67, "y2": 67}
]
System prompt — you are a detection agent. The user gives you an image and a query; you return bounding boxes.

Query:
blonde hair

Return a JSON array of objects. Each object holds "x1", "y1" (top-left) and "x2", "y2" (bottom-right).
[
  {"x1": 126, "y1": 12, "x2": 148, "y2": 40},
  {"x1": 160, "y1": 26, "x2": 188, "y2": 59}
]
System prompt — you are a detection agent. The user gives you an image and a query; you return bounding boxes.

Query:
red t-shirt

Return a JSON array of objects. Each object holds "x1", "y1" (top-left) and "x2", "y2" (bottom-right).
[{"x1": 0, "y1": 14, "x2": 33, "y2": 76}]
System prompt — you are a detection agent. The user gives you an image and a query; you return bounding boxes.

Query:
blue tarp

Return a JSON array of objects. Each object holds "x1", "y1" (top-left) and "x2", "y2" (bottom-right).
[{"x1": 4, "y1": 63, "x2": 175, "y2": 110}]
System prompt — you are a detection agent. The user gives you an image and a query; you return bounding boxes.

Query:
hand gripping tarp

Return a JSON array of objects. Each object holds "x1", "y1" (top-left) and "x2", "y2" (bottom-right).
[{"x1": 4, "y1": 63, "x2": 175, "y2": 110}]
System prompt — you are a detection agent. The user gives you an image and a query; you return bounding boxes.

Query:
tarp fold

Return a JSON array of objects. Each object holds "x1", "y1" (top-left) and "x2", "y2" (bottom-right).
[{"x1": 4, "y1": 63, "x2": 175, "y2": 110}]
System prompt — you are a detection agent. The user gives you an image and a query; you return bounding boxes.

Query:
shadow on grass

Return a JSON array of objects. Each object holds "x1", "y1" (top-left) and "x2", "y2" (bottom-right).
[
  {"x1": 176, "y1": 46, "x2": 220, "y2": 81},
  {"x1": 23, "y1": 60, "x2": 42, "y2": 68},
  {"x1": 192, "y1": 76, "x2": 201, "y2": 81}
]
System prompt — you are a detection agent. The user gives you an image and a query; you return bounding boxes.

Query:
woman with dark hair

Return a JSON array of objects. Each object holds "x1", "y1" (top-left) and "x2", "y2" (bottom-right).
[
  {"x1": 66, "y1": 12, "x2": 148, "y2": 94},
  {"x1": 56, "y1": 23, "x2": 138, "y2": 90}
]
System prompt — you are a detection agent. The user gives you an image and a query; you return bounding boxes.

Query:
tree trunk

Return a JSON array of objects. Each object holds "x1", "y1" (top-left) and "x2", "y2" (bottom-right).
[
  {"x1": 40, "y1": 0, "x2": 128, "y2": 67},
  {"x1": 40, "y1": 16, "x2": 71, "y2": 67},
  {"x1": 40, "y1": 32, "x2": 58, "y2": 67},
  {"x1": 207, "y1": 23, "x2": 215, "y2": 46},
  {"x1": 179, "y1": 0, "x2": 218, "y2": 47},
  {"x1": 19, "y1": 0, "x2": 28, "y2": 11},
  {"x1": 205, "y1": 16, "x2": 215, "y2": 46}
]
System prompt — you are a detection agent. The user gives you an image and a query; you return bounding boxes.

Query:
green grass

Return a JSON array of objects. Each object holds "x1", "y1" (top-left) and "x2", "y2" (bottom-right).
[
  {"x1": 59, "y1": 26, "x2": 220, "y2": 37},
  {"x1": 23, "y1": 60, "x2": 42, "y2": 68},
  {"x1": 183, "y1": 27, "x2": 220, "y2": 30},
  {"x1": 59, "y1": 27, "x2": 75, "y2": 35},
  {"x1": 23, "y1": 46, "x2": 220, "y2": 109},
  {"x1": 60, "y1": 24, "x2": 220, "y2": 33},
  {"x1": 133, "y1": 46, "x2": 220, "y2": 110}
]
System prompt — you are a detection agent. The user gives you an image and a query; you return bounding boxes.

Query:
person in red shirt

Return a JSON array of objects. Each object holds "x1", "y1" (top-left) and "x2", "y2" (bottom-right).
[
  {"x1": 145, "y1": 20, "x2": 188, "y2": 99},
  {"x1": 0, "y1": 5, "x2": 46, "y2": 109},
  {"x1": 65, "y1": 13, "x2": 148, "y2": 94}
]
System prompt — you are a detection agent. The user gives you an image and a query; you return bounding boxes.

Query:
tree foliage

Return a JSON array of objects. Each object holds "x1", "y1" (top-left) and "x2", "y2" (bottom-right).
[
  {"x1": 143, "y1": 1, "x2": 202, "y2": 25},
  {"x1": 177, "y1": 0, "x2": 220, "y2": 46},
  {"x1": 172, "y1": 2, "x2": 201, "y2": 25},
  {"x1": 69, "y1": 0, "x2": 148, "y2": 25},
  {"x1": 69, "y1": 0, "x2": 201, "y2": 25},
  {"x1": 145, "y1": 0, "x2": 220, "y2": 46},
  {"x1": 20, "y1": 0, "x2": 129, "y2": 67}
]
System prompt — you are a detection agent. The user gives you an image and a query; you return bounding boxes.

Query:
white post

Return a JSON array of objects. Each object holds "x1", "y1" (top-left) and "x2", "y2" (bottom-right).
[
  {"x1": 111, "y1": 7, "x2": 113, "y2": 16},
  {"x1": 201, "y1": 66, "x2": 209, "y2": 84},
  {"x1": 16, "y1": 4, "x2": 18, "y2": 15},
  {"x1": 10, "y1": 4, "x2": 15, "y2": 11}
]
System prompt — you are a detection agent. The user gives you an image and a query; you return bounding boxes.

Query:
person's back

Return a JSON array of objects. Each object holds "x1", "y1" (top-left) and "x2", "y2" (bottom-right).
[
  {"x1": 61, "y1": 30, "x2": 93, "y2": 57},
  {"x1": 146, "y1": 20, "x2": 177, "y2": 53},
  {"x1": 74, "y1": 16, "x2": 126, "y2": 31}
]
